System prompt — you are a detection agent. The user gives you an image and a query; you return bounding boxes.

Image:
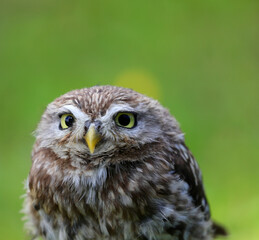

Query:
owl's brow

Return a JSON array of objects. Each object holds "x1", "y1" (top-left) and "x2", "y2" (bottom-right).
[
  {"x1": 101, "y1": 104, "x2": 135, "y2": 121},
  {"x1": 58, "y1": 111, "x2": 73, "y2": 117},
  {"x1": 58, "y1": 105, "x2": 89, "y2": 119}
]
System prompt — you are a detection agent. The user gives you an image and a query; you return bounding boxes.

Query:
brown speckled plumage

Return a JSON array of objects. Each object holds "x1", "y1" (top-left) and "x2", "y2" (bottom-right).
[{"x1": 23, "y1": 86, "x2": 227, "y2": 240}]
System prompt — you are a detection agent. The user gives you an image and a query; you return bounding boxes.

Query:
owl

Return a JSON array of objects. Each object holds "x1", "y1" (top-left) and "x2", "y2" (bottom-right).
[{"x1": 23, "y1": 86, "x2": 227, "y2": 240}]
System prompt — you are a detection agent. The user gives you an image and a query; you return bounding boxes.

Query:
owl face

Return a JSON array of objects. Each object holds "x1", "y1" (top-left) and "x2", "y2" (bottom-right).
[{"x1": 35, "y1": 86, "x2": 181, "y2": 163}]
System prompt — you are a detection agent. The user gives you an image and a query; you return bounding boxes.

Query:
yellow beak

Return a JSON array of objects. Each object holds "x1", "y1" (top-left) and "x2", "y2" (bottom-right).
[{"x1": 84, "y1": 124, "x2": 102, "y2": 154}]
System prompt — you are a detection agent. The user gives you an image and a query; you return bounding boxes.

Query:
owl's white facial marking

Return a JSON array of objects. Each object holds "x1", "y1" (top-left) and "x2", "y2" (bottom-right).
[
  {"x1": 36, "y1": 87, "x2": 179, "y2": 166},
  {"x1": 97, "y1": 103, "x2": 138, "y2": 142},
  {"x1": 59, "y1": 105, "x2": 87, "y2": 120},
  {"x1": 100, "y1": 103, "x2": 135, "y2": 121},
  {"x1": 36, "y1": 104, "x2": 89, "y2": 155},
  {"x1": 39, "y1": 100, "x2": 164, "y2": 161},
  {"x1": 44, "y1": 108, "x2": 159, "y2": 169},
  {"x1": 99, "y1": 102, "x2": 164, "y2": 145}
]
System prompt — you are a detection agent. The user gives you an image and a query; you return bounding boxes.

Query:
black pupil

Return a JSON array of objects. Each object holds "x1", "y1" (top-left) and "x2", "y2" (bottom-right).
[
  {"x1": 118, "y1": 114, "x2": 131, "y2": 126},
  {"x1": 65, "y1": 115, "x2": 74, "y2": 127}
]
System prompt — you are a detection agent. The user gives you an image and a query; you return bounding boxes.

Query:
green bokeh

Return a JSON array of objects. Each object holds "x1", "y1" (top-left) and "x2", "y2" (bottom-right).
[{"x1": 0, "y1": 0, "x2": 258, "y2": 239}]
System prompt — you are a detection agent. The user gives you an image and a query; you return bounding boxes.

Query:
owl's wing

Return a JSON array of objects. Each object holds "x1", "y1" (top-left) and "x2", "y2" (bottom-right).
[
  {"x1": 171, "y1": 142, "x2": 210, "y2": 220},
  {"x1": 171, "y1": 142, "x2": 228, "y2": 237}
]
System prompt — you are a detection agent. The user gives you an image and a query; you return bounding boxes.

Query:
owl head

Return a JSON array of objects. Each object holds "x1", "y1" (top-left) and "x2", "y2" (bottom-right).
[{"x1": 35, "y1": 86, "x2": 183, "y2": 165}]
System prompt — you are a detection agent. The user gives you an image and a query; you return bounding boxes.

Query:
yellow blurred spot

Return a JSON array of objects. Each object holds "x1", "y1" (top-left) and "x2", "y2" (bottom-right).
[{"x1": 113, "y1": 70, "x2": 161, "y2": 100}]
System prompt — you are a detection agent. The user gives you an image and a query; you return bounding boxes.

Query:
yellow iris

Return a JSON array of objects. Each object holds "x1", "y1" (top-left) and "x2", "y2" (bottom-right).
[
  {"x1": 60, "y1": 114, "x2": 74, "y2": 129},
  {"x1": 115, "y1": 112, "x2": 136, "y2": 129}
]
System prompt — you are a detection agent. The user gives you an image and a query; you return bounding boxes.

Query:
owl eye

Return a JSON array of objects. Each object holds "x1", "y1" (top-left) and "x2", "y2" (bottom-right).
[
  {"x1": 115, "y1": 112, "x2": 136, "y2": 129},
  {"x1": 60, "y1": 114, "x2": 75, "y2": 129}
]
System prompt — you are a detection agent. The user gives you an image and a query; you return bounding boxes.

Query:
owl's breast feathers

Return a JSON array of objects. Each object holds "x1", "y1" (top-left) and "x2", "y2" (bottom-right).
[{"x1": 25, "y1": 141, "x2": 226, "y2": 239}]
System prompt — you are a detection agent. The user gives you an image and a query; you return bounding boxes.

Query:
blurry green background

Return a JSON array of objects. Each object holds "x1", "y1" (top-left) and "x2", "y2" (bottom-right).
[{"x1": 0, "y1": 0, "x2": 258, "y2": 239}]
